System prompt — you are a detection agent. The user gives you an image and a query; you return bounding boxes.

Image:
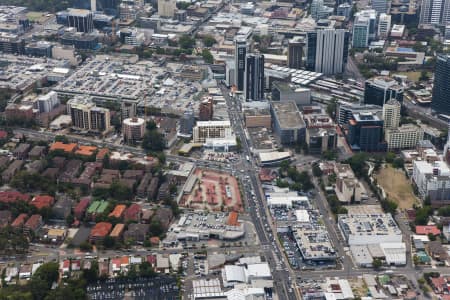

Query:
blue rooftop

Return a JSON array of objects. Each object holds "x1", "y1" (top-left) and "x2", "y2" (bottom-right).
[{"x1": 396, "y1": 47, "x2": 414, "y2": 52}]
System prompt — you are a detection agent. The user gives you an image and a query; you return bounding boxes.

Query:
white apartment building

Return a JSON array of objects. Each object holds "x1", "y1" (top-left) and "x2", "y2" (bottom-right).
[
  {"x1": 123, "y1": 117, "x2": 145, "y2": 142},
  {"x1": 413, "y1": 160, "x2": 450, "y2": 201},
  {"x1": 36, "y1": 91, "x2": 60, "y2": 113},
  {"x1": 193, "y1": 121, "x2": 233, "y2": 143},
  {"x1": 385, "y1": 124, "x2": 424, "y2": 151},
  {"x1": 378, "y1": 13, "x2": 391, "y2": 38},
  {"x1": 67, "y1": 96, "x2": 110, "y2": 133},
  {"x1": 158, "y1": 0, "x2": 176, "y2": 17},
  {"x1": 382, "y1": 99, "x2": 401, "y2": 130}
]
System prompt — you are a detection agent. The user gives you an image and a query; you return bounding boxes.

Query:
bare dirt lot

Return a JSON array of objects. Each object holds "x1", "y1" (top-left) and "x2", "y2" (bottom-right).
[{"x1": 375, "y1": 166, "x2": 419, "y2": 209}]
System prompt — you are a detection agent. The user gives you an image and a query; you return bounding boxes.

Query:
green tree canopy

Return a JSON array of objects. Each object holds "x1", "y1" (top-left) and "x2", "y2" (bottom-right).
[
  {"x1": 202, "y1": 35, "x2": 216, "y2": 47},
  {"x1": 179, "y1": 35, "x2": 195, "y2": 49}
]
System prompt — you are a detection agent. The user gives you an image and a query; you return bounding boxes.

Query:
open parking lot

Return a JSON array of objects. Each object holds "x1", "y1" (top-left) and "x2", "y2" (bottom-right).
[{"x1": 87, "y1": 276, "x2": 179, "y2": 300}]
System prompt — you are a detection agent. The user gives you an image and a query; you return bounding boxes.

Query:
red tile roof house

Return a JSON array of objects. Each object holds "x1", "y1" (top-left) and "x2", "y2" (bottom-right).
[
  {"x1": 124, "y1": 204, "x2": 142, "y2": 223},
  {"x1": 30, "y1": 195, "x2": 55, "y2": 210},
  {"x1": 415, "y1": 225, "x2": 441, "y2": 236},
  {"x1": 431, "y1": 276, "x2": 449, "y2": 294},
  {"x1": 24, "y1": 214, "x2": 43, "y2": 235}
]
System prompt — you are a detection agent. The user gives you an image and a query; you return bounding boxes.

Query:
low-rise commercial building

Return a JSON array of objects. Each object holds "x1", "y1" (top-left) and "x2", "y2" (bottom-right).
[
  {"x1": 271, "y1": 81, "x2": 311, "y2": 106},
  {"x1": 338, "y1": 213, "x2": 402, "y2": 245},
  {"x1": 193, "y1": 121, "x2": 233, "y2": 143},
  {"x1": 270, "y1": 101, "x2": 305, "y2": 145}
]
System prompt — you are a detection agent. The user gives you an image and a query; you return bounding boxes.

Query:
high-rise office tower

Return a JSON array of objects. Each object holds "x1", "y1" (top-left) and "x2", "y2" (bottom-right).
[
  {"x1": 179, "y1": 109, "x2": 195, "y2": 136},
  {"x1": 287, "y1": 36, "x2": 305, "y2": 69},
  {"x1": 364, "y1": 76, "x2": 404, "y2": 106},
  {"x1": 97, "y1": 0, "x2": 120, "y2": 15},
  {"x1": 234, "y1": 36, "x2": 247, "y2": 91},
  {"x1": 199, "y1": 97, "x2": 214, "y2": 121},
  {"x1": 352, "y1": 16, "x2": 370, "y2": 48},
  {"x1": 244, "y1": 54, "x2": 265, "y2": 101},
  {"x1": 371, "y1": 0, "x2": 389, "y2": 14},
  {"x1": 158, "y1": 0, "x2": 176, "y2": 17},
  {"x1": 311, "y1": 0, "x2": 324, "y2": 20},
  {"x1": 306, "y1": 28, "x2": 349, "y2": 75},
  {"x1": 378, "y1": 13, "x2": 391, "y2": 38},
  {"x1": 382, "y1": 99, "x2": 401, "y2": 129},
  {"x1": 431, "y1": 54, "x2": 450, "y2": 115},
  {"x1": 355, "y1": 10, "x2": 377, "y2": 40},
  {"x1": 67, "y1": 8, "x2": 94, "y2": 33},
  {"x1": 311, "y1": 0, "x2": 333, "y2": 20},
  {"x1": 420, "y1": 0, "x2": 450, "y2": 25}
]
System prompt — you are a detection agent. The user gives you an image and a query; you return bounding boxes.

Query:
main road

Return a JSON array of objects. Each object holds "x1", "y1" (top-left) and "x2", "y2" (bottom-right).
[{"x1": 220, "y1": 84, "x2": 299, "y2": 300}]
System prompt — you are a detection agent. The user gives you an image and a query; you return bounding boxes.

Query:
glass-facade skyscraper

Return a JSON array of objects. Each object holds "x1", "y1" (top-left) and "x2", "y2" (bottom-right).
[
  {"x1": 244, "y1": 54, "x2": 265, "y2": 101},
  {"x1": 234, "y1": 37, "x2": 247, "y2": 91},
  {"x1": 432, "y1": 54, "x2": 450, "y2": 115}
]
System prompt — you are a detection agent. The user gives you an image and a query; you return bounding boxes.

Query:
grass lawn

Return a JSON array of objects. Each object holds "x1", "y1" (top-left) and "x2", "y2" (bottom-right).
[
  {"x1": 26, "y1": 12, "x2": 50, "y2": 23},
  {"x1": 395, "y1": 71, "x2": 430, "y2": 83},
  {"x1": 375, "y1": 165, "x2": 419, "y2": 209}
]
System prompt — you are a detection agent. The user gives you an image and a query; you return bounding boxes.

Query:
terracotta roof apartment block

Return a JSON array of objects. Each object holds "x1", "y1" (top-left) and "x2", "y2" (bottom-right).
[
  {"x1": 124, "y1": 203, "x2": 141, "y2": 222},
  {"x1": 50, "y1": 142, "x2": 78, "y2": 153},
  {"x1": 74, "y1": 197, "x2": 91, "y2": 219},
  {"x1": 147, "y1": 177, "x2": 159, "y2": 200},
  {"x1": 60, "y1": 159, "x2": 83, "y2": 182},
  {"x1": 0, "y1": 190, "x2": 30, "y2": 203},
  {"x1": 0, "y1": 156, "x2": 10, "y2": 170},
  {"x1": 28, "y1": 145, "x2": 47, "y2": 159},
  {"x1": 75, "y1": 145, "x2": 97, "y2": 157},
  {"x1": 124, "y1": 223, "x2": 150, "y2": 242},
  {"x1": 137, "y1": 173, "x2": 152, "y2": 198},
  {"x1": 96, "y1": 148, "x2": 109, "y2": 161},
  {"x1": 13, "y1": 143, "x2": 31, "y2": 159},
  {"x1": 2, "y1": 160, "x2": 24, "y2": 182},
  {"x1": 110, "y1": 223, "x2": 125, "y2": 239},
  {"x1": 416, "y1": 225, "x2": 441, "y2": 236},
  {"x1": 24, "y1": 214, "x2": 43, "y2": 234},
  {"x1": 123, "y1": 170, "x2": 144, "y2": 180},
  {"x1": 108, "y1": 204, "x2": 126, "y2": 219},
  {"x1": 0, "y1": 210, "x2": 12, "y2": 227},
  {"x1": 11, "y1": 213, "x2": 28, "y2": 228},
  {"x1": 89, "y1": 222, "x2": 113, "y2": 242},
  {"x1": 31, "y1": 195, "x2": 55, "y2": 209}
]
